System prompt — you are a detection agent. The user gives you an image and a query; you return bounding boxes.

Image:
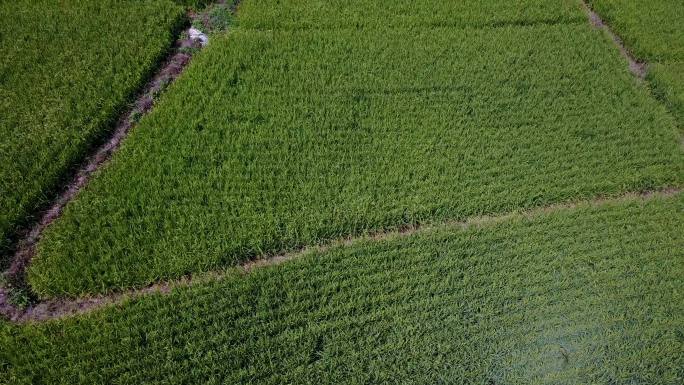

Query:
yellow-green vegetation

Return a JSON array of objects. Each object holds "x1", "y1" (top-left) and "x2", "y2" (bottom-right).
[
  {"x1": 2, "y1": 1, "x2": 683, "y2": 384},
  {"x1": 27, "y1": 3, "x2": 683, "y2": 297},
  {"x1": 0, "y1": 0, "x2": 185, "y2": 256},
  {"x1": 3, "y1": 194, "x2": 683, "y2": 384},
  {"x1": 237, "y1": 0, "x2": 586, "y2": 29}
]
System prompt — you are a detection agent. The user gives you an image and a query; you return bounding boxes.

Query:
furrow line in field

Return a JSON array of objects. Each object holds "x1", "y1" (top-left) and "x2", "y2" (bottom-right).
[
  {"x1": 1, "y1": 188, "x2": 679, "y2": 324},
  {"x1": 580, "y1": 0, "x2": 647, "y2": 79},
  {"x1": 238, "y1": 19, "x2": 587, "y2": 33},
  {"x1": 1, "y1": 18, "x2": 210, "y2": 308}
]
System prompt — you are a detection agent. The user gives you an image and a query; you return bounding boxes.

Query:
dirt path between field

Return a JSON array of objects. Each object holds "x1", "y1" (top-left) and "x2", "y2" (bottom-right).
[
  {"x1": 2, "y1": 26, "x2": 205, "y2": 295},
  {"x1": 0, "y1": 2, "x2": 239, "y2": 323},
  {"x1": 0, "y1": 1, "x2": 678, "y2": 324},
  {"x1": 7, "y1": 44, "x2": 197, "y2": 277},
  {"x1": 1, "y1": 188, "x2": 679, "y2": 323},
  {"x1": 580, "y1": 1, "x2": 647, "y2": 79}
]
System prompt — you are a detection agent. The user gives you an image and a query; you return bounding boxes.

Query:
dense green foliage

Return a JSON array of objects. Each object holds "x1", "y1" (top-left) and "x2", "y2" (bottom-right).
[
  {"x1": 587, "y1": 0, "x2": 684, "y2": 62},
  {"x1": 2, "y1": 1, "x2": 683, "y2": 383},
  {"x1": 587, "y1": 1, "x2": 684, "y2": 128},
  {"x1": 4, "y1": 194, "x2": 683, "y2": 384},
  {"x1": 649, "y1": 63, "x2": 684, "y2": 125},
  {"x1": 0, "y1": 0, "x2": 185, "y2": 256},
  {"x1": 237, "y1": 0, "x2": 586, "y2": 29},
  {"x1": 192, "y1": 1, "x2": 236, "y2": 32},
  {"x1": 28, "y1": 18, "x2": 683, "y2": 297}
]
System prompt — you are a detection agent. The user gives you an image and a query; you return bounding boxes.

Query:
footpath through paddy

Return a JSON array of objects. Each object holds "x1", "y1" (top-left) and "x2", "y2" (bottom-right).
[
  {"x1": 0, "y1": 0, "x2": 186, "y2": 258},
  {"x1": 586, "y1": 0, "x2": 684, "y2": 125}
]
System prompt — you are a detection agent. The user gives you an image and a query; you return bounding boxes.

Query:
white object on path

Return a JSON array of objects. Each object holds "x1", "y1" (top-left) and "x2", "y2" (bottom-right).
[{"x1": 188, "y1": 27, "x2": 208, "y2": 46}]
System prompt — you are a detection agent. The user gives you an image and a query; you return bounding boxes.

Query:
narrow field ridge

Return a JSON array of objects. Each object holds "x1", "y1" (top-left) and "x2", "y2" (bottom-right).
[
  {"x1": 1, "y1": 188, "x2": 679, "y2": 324},
  {"x1": 580, "y1": 0, "x2": 647, "y2": 78},
  {"x1": 1, "y1": 21, "x2": 209, "y2": 301}
]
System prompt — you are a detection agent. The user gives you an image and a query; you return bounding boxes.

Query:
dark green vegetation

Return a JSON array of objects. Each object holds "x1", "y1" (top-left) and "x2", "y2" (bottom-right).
[
  {"x1": 27, "y1": 8, "x2": 684, "y2": 297},
  {"x1": 192, "y1": 1, "x2": 235, "y2": 33},
  {"x1": 587, "y1": 0, "x2": 683, "y2": 62},
  {"x1": 3, "y1": 194, "x2": 683, "y2": 384},
  {"x1": 0, "y1": 0, "x2": 185, "y2": 256},
  {"x1": 649, "y1": 63, "x2": 684, "y2": 124},
  {"x1": 587, "y1": 0, "x2": 684, "y2": 126}
]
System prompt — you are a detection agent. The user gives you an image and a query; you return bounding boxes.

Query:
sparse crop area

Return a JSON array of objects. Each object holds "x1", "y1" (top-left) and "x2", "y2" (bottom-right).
[
  {"x1": 3, "y1": 194, "x2": 684, "y2": 384},
  {"x1": 0, "y1": 0, "x2": 185, "y2": 256},
  {"x1": 1, "y1": 0, "x2": 683, "y2": 384}
]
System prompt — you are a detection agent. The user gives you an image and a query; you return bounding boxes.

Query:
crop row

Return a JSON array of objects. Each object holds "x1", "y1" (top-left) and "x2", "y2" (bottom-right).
[
  {"x1": 236, "y1": 0, "x2": 586, "y2": 29},
  {"x1": 27, "y1": 22, "x2": 683, "y2": 297},
  {"x1": 0, "y1": 0, "x2": 185, "y2": 256},
  {"x1": 3, "y1": 193, "x2": 682, "y2": 384},
  {"x1": 587, "y1": 0, "x2": 683, "y2": 127}
]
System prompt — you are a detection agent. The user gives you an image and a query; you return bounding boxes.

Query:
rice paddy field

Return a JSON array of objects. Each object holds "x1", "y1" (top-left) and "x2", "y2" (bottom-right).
[
  {"x1": 587, "y1": 0, "x2": 683, "y2": 62},
  {"x1": 0, "y1": 0, "x2": 185, "y2": 256},
  {"x1": 4, "y1": 194, "x2": 684, "y2": 384},
  {"x1": 26, "y1": 8, "x2": 683, "y2": 298},
  {"x1": 649, "y1": 62, "x2": 684, "y2": 124},
  {"x1": 1, "y1": 0, "x2": 683, "y2": 384},
  {"x1": 587, "y1": 0, "x2": 684, "y2": 126}
]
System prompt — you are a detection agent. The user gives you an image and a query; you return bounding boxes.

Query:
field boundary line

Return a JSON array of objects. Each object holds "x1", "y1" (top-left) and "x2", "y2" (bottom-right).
[
  {"x1": 0, "y1": 4, "x2": 234, "y2": 316},
  {"x1": 581, "y1": 0, "x2": 683, "y2": 141},
  {"x1": 1, "y1": 0, "x2": 680, "y2": 324},
  {"x1": 580, "y1": 1, "x2": 647, "y2": 79},
  {"x1": 1, "y1": 188, "x2": 679, "y2": 323}
]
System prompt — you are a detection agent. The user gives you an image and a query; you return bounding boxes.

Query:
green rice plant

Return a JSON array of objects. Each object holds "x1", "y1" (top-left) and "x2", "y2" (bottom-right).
[
  {"x1": 0, "y1": 0, "x2": 185, "y2": 257},
  {"x1": 649, "y1": 62, "x2": 684, "y2": 126},
  {"x1": 27, "y1": 21, "x2": 683, "y2": 297},
  {"x1": 586, "y1": 1, "x2": 683, "y2": 127},
  {"x1": 587, "y1": 0, "x2": 684, "y2": 62},
  {"x1": 237, "y1": 0, "x2": 586, "y2": 29},
  {"x1": 3, "y1": 193, "x2": 683, "y2": 384}
]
